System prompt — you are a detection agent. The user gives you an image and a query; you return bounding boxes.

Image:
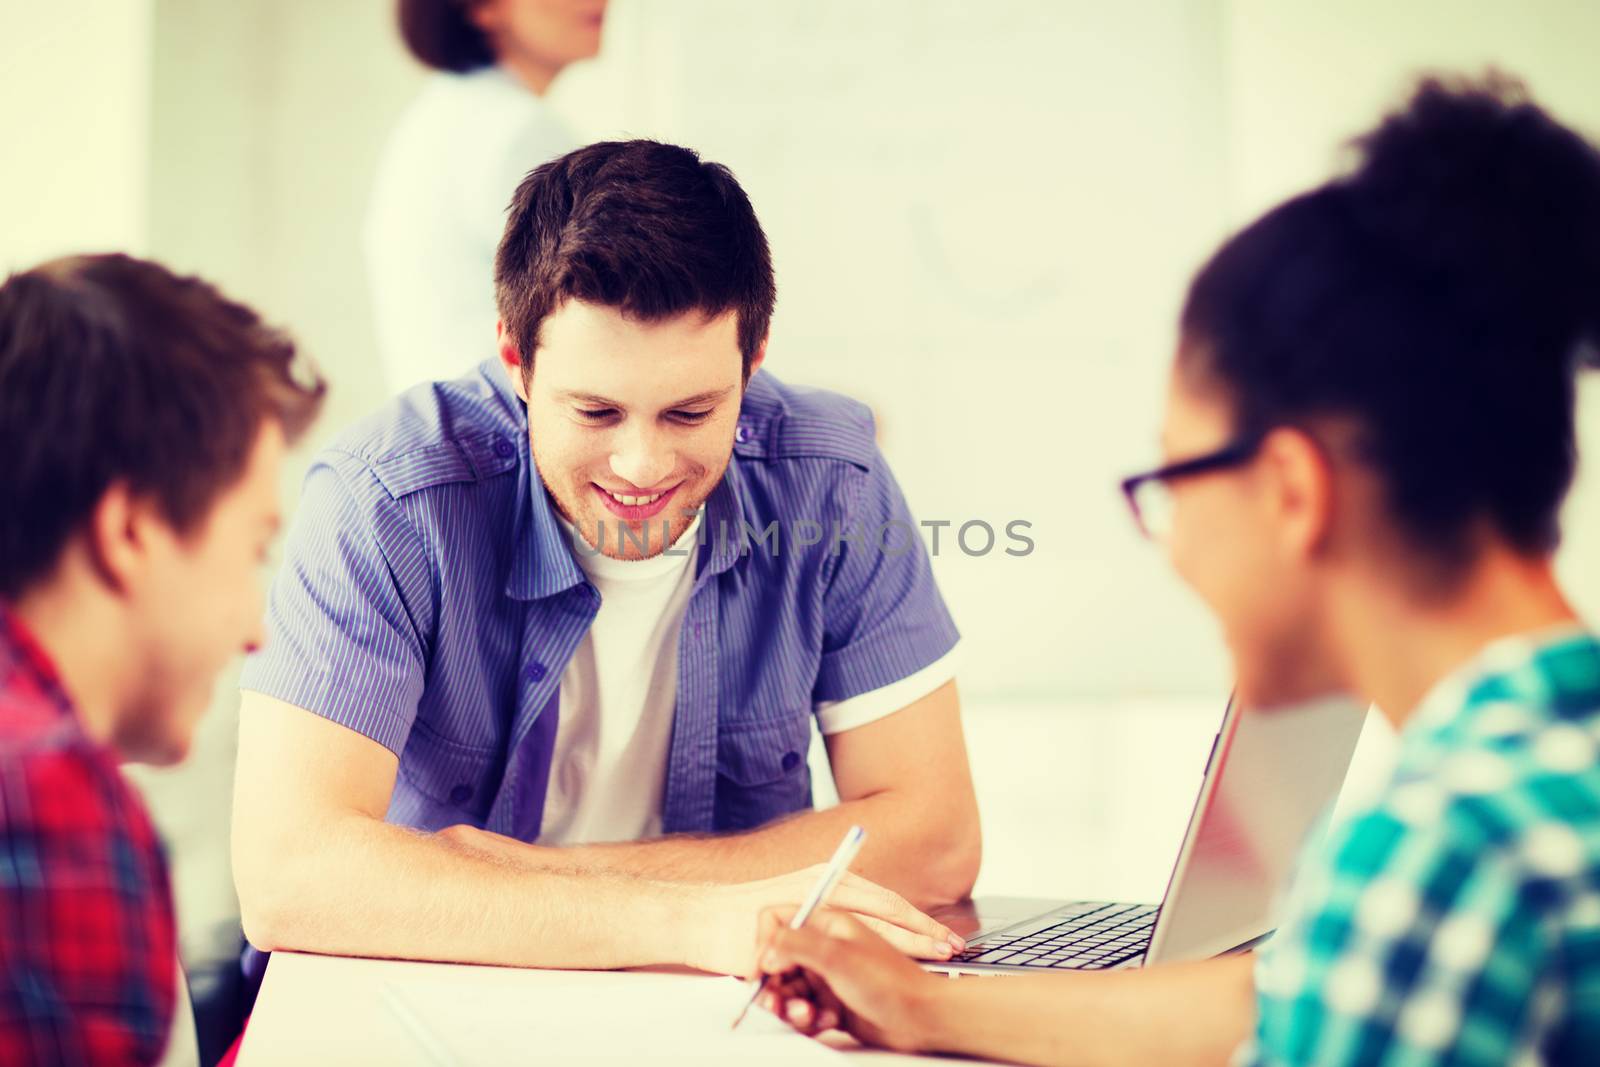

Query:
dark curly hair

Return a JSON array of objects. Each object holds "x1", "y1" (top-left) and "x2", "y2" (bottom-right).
[{"x1": 1180, "y1": 72, "x2": 1600, "y2": 562}]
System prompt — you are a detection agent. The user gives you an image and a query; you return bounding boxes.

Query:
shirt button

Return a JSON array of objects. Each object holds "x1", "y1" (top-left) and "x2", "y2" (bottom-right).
[
  {"x1": 524, "y1": 662, "x2": 547, "y2": 683},
  {"x1": 781, "y1": 751, "x2": 801, "y2": 772},
  {"x1": 735, "y1": 424, "x2": 750, "y2": 443},
  {"x1": 449, "y1": 784, "x2": 473, "y2": 806},
  {"x1": 494, "y1": 438, "x2": 515, "y2": 458}
]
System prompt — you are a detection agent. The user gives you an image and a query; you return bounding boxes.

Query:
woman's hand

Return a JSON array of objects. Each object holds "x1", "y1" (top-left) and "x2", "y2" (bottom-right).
[{"x1": 753, "y1": 904, "x2": 952, "y2": 1052}]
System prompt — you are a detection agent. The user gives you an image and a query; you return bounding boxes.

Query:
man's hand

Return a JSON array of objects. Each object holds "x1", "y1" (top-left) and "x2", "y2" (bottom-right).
[
  {"x1": 436, "y1": 824, "x2": 966, "y2": 978},
  {"x1": 684, "y1": 870, "x2": 965, "y2": 978},
  {"x1": 753, "y1": 905, "x2": 947, "y2": 1052}
]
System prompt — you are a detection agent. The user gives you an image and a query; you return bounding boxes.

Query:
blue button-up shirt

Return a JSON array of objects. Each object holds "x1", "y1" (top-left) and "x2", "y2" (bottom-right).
[{"x1": 241, "y1": 359, "x2": 959, "y2": 842}]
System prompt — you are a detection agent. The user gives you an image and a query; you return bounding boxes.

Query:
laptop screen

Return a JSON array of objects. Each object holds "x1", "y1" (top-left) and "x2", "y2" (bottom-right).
[{"x1": 1146, "y1": 694, "x2": 1369, "y2": 964}]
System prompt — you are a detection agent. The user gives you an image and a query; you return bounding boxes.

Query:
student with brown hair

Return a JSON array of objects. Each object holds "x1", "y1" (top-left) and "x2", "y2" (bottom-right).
[
  {"x1": 0, "y1": 254, "x2": 325, "y2": 1065},
  {"x1": 235, "y1": 139, "x2": 981, "y2": 983}
]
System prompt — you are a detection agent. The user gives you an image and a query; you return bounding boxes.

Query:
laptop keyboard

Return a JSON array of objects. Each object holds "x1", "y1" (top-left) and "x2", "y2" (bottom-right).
[{"x1": 949, "y1": 902, "x2": 1159, "y2": 970}]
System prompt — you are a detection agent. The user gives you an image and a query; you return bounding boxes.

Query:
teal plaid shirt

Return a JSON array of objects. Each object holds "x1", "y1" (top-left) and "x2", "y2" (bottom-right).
[{"x1": 1239, "y1": 626, "x2": 1600, "y2": 1066}]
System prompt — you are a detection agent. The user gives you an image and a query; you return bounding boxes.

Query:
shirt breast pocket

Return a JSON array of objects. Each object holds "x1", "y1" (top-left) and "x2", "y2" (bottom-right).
[
  {"x1": 714, "y1": 712, "x2": 815, "y2": 833},
  {"x1": 391, "y1": 718, "x2": 505, "y2": 831}
]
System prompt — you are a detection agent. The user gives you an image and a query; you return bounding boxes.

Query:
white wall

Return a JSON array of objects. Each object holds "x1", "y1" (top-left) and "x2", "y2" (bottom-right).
[
  {"x1": 0, "y1": 0, "x2": 153, "y2": 270},
  {"x1": 146, "y1": 0, "x2": 423, "y2": 437}
]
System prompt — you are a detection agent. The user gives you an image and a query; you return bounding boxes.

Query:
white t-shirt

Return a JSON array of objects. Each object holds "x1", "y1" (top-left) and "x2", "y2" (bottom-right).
[
  {"x1": 364, "y1": 67, "x2": 577, "y2": 392},
  {"x1": 539, "y1": 514, "x2": 959, "y2": 845},
  {"x1": 540, "y1": 516, "x2": 701, "y2": 845}
]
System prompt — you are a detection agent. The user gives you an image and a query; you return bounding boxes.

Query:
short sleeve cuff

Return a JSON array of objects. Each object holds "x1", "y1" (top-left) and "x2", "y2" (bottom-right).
[{"x1": 815, "y1": 644, "x2": 959, "y2": 735}]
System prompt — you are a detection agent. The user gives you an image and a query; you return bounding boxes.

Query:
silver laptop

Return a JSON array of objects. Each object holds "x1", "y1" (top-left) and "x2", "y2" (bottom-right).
[{"x1": 929, "y1": 694, "x2": 1367, "y2": 975}]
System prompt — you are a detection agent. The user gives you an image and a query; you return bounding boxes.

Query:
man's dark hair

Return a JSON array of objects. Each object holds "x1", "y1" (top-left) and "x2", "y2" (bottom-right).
[
  {"x1": 494, "y1": 140, "x2": 776, "y2": 382},
  {"x1": 0, "y1": 254, "x2": 327, "y2": 600},
  {"x1": 1181, "y1": 72, "x2": 1600, "y2": 566},
  {"x1": 397, "y1": 0, "x2": 496, "y2": 74}
]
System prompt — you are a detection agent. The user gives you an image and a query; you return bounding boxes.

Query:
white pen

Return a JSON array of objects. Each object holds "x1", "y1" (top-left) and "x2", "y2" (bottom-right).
[{"x1": 731, "y1": 824, "x2": 867, "y2": 1030}]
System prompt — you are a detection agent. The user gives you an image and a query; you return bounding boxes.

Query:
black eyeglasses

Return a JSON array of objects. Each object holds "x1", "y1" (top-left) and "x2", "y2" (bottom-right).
[{"x1": 1120, "y1": 432, "x2": 1265, "y2": 540}]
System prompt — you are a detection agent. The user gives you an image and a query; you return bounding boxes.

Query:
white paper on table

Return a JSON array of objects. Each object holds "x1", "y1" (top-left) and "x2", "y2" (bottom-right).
[{"x1": 383, "y1": 968, "x2": 845, "y2": 1065}]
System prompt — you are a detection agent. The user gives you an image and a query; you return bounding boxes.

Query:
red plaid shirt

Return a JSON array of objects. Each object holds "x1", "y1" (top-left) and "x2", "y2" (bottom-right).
[{"x1": 0, "y1": 608, "x2": 176, "y2": 1065}]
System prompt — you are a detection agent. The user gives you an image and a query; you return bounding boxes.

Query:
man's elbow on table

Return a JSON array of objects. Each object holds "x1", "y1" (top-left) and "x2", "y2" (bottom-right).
[
  {"x1": 237, "y1": 890, "x2": 289, "y2": 955},
  {"x1": 234, "y1": 690, "x2": 406, "y2": 952},
  {"x1": 234, "y1": 836, "x2": 301, "y2": 953},
  {"x1": 916, "y1": 794, "x2": 982, "y2": 908},
  {"x1": 830, "y1": 680, "x2": 983, "y2": 908},
  {"x1": 235, "y1": 802, "x2": 389, "y2": 954},
  {"x1": 232, "y1": 777, "x2": 308, "y2": 951},
  {"x1": 231, "y1": 796, "x2": 360, "y2": 953},
  {"x1": 875, "y1": 779, "x2": 981, "y2": 909}
]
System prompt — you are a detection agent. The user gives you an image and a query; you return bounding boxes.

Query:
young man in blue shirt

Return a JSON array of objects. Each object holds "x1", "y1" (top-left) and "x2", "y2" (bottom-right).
[{"x1": 233, "y1": 140, "x2": 980, "y2": 978}]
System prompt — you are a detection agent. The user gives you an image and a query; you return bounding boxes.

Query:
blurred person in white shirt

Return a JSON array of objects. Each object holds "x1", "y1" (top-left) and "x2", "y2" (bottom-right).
[{"x1": 366, "y1": 0, "x2": 607, "y2": 391}]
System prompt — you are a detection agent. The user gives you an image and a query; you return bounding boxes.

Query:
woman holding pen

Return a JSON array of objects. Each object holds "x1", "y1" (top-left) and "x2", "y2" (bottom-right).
[{"x1": 754, "y1": 73, "x2": 1600, "y2": 1066}]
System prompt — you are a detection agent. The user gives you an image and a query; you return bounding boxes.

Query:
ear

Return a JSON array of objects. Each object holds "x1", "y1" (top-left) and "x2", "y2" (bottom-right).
[
  {"x1": 1258, "y1": 427, "x2": 1335, "y2": 561},
  {"x1": 463, "y1": 0, "x2": 504, "y2": 34},
  {"x1": 746, "y1": 335, "x2": 769, "y2": 381},
  {"x1": 84, "y1": 482, "x2": 161, "y2": 595},
  {"x1": 496, "y1": 319, "x2": 530, "y2": 404}
]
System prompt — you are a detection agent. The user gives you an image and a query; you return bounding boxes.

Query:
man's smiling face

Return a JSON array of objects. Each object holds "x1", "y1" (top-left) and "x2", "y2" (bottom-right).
[{"x1": 507, "y1": 299, "x2": 759, "y2": 560}]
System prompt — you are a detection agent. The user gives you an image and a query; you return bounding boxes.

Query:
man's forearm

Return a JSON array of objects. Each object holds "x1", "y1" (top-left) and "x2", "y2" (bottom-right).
[
  {"x1": 577, "y1": 798, "x2": 890, "y2": 881},
  {"x1": 474, "y1": 790, "x2": 979, "y2": 907},
  {"x1": 237, "y1": 810, "x2": 690, "y2": 969},
  {"x1": 915, "y1": 955, "x2": 1257, "y2": 1067}
]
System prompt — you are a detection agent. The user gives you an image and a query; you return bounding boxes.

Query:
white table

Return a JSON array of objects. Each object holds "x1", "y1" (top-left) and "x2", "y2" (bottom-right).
[
  {"x1": 237, "y1": 952, "x2": 952, "y2": 1065},
  {"x1": 236, "y1": 700, "x2": 1397, "y2": 1064}
]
